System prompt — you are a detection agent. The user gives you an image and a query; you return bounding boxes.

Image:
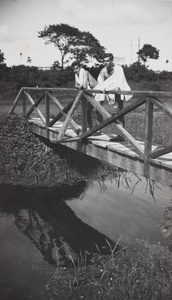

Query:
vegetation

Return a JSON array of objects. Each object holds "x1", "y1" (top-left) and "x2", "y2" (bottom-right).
[
  {"x1": 1, "y1": 108, "x2": 172, "y2": 299},
  {"x1": 0, "y1": 49, "x2": 6, "y2": 65},
  {"x1": 44, "y1": 239, "x2": 172, "y2": 300},
  {"x1": 0, "y1": 112, "x2": 86, "y2": 187},
  {"x1": 0, "y1": 112, "x2": 118, "y2": 187},
  {"x1": 137, "y1": 44, "x2": 159, "y2": 65},
  {"x1": 0, "y1": 48, "x2": 172, "y2": 299},
  {"x1": 0, "y1": 62, "x2": 172, "y2": 105},
  {"x1": 38, "y1": 23, "x2": 106, "y2": 69}
]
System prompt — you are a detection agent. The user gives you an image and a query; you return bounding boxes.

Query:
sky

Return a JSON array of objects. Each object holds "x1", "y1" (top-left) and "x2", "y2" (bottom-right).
[{"x1": 0, "y1": 0, "x2": 172, "y2": 71}]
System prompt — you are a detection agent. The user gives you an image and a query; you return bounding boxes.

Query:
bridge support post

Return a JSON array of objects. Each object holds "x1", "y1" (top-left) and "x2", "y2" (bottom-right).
[
  {"x1": 45, "y1": 92, "x2": 50, "y2": 139},
  {"x1": 144, "y1": 97, "x2": 153, "y2": 178},
  {"x1": 77, "y1": 96, "x2": 88, "y2": 152},
  {"x1": 23, "y1": 96, "x2": 26, "y2": 116}
]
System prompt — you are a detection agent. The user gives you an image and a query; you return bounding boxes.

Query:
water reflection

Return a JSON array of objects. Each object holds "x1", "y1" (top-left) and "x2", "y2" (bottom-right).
[
  {"x1": 66, "y1": 176, "x2": 172, "y2": 246},
  {"x1": 0, "y1": 184, "x2": 115, "y2": 267}
]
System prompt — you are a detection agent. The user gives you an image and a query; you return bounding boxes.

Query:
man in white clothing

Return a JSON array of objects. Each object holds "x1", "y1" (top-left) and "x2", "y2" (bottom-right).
[
  {"x1": 95, "y1": 53, "x2": 132, "y2": 142},
  {"x1": 71, "y1": 61, "x2": 103, "y2": 130}
]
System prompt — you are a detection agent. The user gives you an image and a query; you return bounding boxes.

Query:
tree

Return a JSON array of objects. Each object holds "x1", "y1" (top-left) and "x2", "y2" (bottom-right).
[
  {"x1": 51, "y1": 60, "x2": 61, "y2": 71},
  {"x1": 137, "y1": 44, "x2": 159, "y2": 65},
  {"x1": 38, "y1": 23, "x2": 105, "y2": 69},
  {"x1": 0, "y1": 49, "x2": 6, "y2": 65}
]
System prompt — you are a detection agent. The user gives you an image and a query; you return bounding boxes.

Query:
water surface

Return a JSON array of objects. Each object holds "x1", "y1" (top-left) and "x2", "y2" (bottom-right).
[{"x1": 0, "y1": 177, "x2": 171, "y2": 299}]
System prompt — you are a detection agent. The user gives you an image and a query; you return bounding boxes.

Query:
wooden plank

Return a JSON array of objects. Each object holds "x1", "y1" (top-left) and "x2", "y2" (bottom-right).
[
  {"x1": 83, "y1": 93, "x2": 146, "y2": 130},
  {"x1": 85, "y1": 89, "x2": 172, "y2": 98},
  {"x1": 59, "y1": 139, "x2": 172, "y2": 186},
  {"x1": 82, "y1": 93, "x2": 145, "y2": 156},
  {"x1": 23, "y1": 87, "x2": 77, "y2": 92},
  {"x1": 47, "y1": 92, "x2": 80, "y2": 134},
  {"x1": 9, "y1": 88, "x2": 23, "y2": 114},
  {"x1": 151, "y1": 97, "x2": 172, "y2": 119},
  {"x1": 23, "y1": 97, "x2": 26, "y2": 116},
  {"x1": 81, "y1": 97, "x2": 88, "y2": 134},
  {"x1": 24, "y1": 91, "x2": 46, "y2": 124},
  {"x1": 26, "y1": 93, "x2": 45, "y2": 118},
  {"x1": 30, "y1": 120, "x2": 172, "y2": 186},
  {"x1": 48, "y1": 98, "x2": 75, "y2": 127},
  {"x1": 45, "y1": 92, "x2": 50, "y2": 139},
  {"x1": 144, "y1": 98, "x2": 153, "y2": 177},
  {"x1": 77, "y1": 98, "x2": 88, "y2": 152},
  {"x1": 57, "y1": 90, "x2": 83, "y2": 140},
  {"x1": 83, "y1": 92, "x2": 111, "y2": 118},
  {"x1": 150, "y1": 144, "x2": 172, "y2": 159},
  {"x1": 20, "y1": 87, "x2": 172, "y2": 98}
]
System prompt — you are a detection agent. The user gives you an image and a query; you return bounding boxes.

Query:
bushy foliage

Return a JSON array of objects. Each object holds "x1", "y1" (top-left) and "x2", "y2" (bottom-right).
[
  {"x1": 0, "y1": 63, "x2": 172, "y2": 104},
  {"x1": 0, "y1": 113, "x2": 85, "y2": 187},
  {"x1": 0, "y1": 49, "x2": 6, "y2": 65},
  {"x1": 0, "y1": 65, "x2": 74, "y2": 103},
  {"x1": 158, "y1": 70, "x2": 172, "y2": 80},
  {"x1": 123, "y1": 62, "x2": 158, "y2": 82}
]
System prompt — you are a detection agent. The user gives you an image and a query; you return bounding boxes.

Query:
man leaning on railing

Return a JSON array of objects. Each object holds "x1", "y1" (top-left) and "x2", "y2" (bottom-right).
[
  {"x1": 71, "y1": 60, "x2": 104, "y2": 133},
  {"x1": 94, "y1": 53, "x2": 132, "y2": 142}
]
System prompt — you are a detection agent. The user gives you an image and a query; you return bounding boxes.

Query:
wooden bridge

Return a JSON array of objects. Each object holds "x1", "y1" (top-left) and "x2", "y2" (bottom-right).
[{"x1": 9, "y1": 87, "x2": 172, "y2": 187}]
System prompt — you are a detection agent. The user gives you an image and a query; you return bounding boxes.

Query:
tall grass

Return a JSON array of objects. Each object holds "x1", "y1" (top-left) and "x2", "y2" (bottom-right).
[{"x1": 46, "y1": 238, "x2": 172, "y2": 300}]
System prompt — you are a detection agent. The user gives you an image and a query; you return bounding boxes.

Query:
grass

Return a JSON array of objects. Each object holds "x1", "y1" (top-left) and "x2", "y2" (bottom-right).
[
  {"x1": 44, "y1": 238, "x2": 172, "y2": 300},
  {"x1": 0, "y1": 112, "x2": 86, "y2": 187}
]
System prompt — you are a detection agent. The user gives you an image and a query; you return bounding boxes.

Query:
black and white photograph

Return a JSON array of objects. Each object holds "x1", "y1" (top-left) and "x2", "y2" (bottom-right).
[{"x1": 0, "y1": 0, "x2": 172, "y2": 299}]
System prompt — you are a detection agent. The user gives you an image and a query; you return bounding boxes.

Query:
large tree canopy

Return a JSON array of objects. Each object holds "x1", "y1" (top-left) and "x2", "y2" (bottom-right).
[
  {"x1": 137, "y1": 44, "x2": 159, "y2": 64},
  {"x1": 38, "y1": 23, "x2": 105, "y2": 69}
]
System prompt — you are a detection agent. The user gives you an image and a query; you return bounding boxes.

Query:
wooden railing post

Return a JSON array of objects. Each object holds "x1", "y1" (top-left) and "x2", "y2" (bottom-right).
[
  {"x1": 81, "y1": 95, "x2": 87, "y2": 134},
  {"x1": 57, "y1": 90, "x2": 83, "y2": 140},
  {"x1": 77, "y1": 93, "x2": 88, "y2": 152},
  {"x1": 45, "y1": 91, "x2": 50, "y2": 139},
  {"x1": 23, "y1": 95, "x2": 26, "y2": 116},
  {"x1": 9, "y1": 88, "x2": 23, "y2": 115},
  {"x1": 144, "y1": 97, "x2": 153, "y2": 177}
]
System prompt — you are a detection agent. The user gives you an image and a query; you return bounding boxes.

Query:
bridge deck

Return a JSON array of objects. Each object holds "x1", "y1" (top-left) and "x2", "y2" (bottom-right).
[{"x1": 29, "y1": 117, "x2": 172, "y2": 186}]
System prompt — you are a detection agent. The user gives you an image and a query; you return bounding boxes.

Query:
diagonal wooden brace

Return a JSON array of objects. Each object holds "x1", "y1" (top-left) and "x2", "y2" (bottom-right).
[
  {"x1": 47, "y1": 92, "x2": 80, "y2": 135},
  {"x1": 83, "y1": 92, "x2": 145, "y2": 156},
  {"x1": 57, "y1": 90, "x2": 83, "y2": 140},
  {"x1": 23, "y1": 90, "x2": 46, "y2": 124}
]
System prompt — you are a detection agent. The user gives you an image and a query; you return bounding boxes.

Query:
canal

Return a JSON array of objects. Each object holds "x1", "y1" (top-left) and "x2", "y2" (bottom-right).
[{"x1": 0, "y1": 176, "x2": 171, "y2": 299}]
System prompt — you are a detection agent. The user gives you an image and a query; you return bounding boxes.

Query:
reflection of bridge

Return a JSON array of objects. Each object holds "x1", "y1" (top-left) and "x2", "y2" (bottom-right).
[
  {"x1": 9, "y1": 87, "x2": 172, "y2": 186},
  {"x1": 0, "y1": 185, "x2": 114, "y2": 266}
]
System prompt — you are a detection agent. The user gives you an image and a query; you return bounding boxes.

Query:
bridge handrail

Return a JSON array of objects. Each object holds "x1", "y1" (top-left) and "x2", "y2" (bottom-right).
[
  {"x1": 11, "y1": 86, "x2": 172, "y2": 96},
  {"x1": 9, "y1": 87, "x2": 172, "y2": 178}
]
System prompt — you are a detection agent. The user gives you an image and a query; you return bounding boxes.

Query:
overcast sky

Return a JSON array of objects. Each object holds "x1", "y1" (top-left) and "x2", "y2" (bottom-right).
[{"x1": 0, "y1": 0, "x2": 172, "y2": 71}]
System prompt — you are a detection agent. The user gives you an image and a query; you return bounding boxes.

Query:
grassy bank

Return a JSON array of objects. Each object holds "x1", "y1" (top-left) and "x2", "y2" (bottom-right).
[
  {"x1": 43, "y1": 239, "x2": 172, "y2": 300},
  {"x1": 0, "y1": 111, "x2": 118, "y2": 187},
  {"x1": 0, "y1": 112, "x2": 86, "y2": 187}
]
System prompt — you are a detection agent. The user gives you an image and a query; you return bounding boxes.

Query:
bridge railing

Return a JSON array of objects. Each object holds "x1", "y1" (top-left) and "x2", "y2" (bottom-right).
[{"x1": 9, "y1": 87, "x2": 172, "y2": 177}]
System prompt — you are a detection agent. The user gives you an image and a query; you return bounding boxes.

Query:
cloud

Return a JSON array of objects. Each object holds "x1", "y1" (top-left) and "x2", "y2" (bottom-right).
[{"x1": 58, "y1": 0, "x2": 171, "y2": 29}]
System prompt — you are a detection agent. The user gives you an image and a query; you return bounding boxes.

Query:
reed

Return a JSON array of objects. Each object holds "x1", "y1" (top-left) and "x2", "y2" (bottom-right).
[{"x1": 46, "y1": 238, "x2": 172, "y2": 299}]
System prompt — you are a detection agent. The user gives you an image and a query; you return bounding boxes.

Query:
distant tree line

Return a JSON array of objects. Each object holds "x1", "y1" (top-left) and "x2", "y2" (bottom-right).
[
  {"x1": 0, "y1": 62, "x2": 171, "y2": 104},
  {"x1": 0, "y1": 22, "x2": 171, "y2": 103}
]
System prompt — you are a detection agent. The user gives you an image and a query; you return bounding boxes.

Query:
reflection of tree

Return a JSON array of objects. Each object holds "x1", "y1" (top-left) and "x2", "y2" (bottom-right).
[{"x1": 0, "y1": 184, "x2": 117, "y2": 266}]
